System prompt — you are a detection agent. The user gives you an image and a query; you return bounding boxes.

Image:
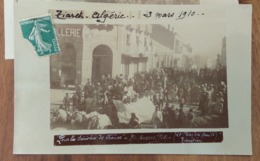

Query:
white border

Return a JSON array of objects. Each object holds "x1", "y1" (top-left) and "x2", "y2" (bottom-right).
[
  {"x1": 13, "y1": 3, "x2": 252, "y2": 155},
  {"x1": 5, "y1": 0, "x2": 238, "y2": 59}
]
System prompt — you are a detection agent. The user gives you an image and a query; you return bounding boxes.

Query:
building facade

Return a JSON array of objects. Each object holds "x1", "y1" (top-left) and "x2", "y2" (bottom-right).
[{"x1": 50, "y1": 24, "x2": 192, "y2": 87}]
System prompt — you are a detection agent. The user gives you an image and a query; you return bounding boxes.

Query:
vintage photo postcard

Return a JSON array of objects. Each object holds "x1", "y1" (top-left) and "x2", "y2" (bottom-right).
[
  {"x1": 50, "y1": 23, "x2": 228, "y2": 130},
  {"x1": 5, "y1": 0, "x2": 239, "y2": 59},
  {"x1": 14, "y1": 2, "x2": 252, "y2": 155}
]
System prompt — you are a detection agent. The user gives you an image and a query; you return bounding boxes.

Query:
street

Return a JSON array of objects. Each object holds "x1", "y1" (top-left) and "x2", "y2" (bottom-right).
[{"x1": 50, "y1": 88, "x2": 227, "y2": 129}]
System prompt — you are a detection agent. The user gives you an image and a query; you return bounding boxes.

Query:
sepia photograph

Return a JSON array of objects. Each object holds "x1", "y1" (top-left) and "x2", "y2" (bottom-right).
[{"x1": 50, "y1": 22, "x2": 228, "y2": 130}]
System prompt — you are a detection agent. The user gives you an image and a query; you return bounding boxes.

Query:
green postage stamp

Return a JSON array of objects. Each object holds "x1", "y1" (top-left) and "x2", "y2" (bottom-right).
[{"x1": 20, "y1": 15, "x2": 60, "y2": 56}]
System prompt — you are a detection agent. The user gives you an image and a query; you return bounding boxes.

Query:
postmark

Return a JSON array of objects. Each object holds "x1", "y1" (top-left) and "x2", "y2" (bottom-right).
[{"x1": 20, "y1": 15, "x2": 60, "y2": 56}]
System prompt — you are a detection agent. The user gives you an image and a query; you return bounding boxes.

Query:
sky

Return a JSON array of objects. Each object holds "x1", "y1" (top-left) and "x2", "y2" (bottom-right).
[{"x1": 174, "y1": 21, "x2": 226, "y2": 58}]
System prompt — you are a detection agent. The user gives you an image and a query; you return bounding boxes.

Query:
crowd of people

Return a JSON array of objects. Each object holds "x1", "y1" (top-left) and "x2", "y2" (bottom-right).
[{"x1": 57, "y1": 66, "x2": 228, "y2": 129}]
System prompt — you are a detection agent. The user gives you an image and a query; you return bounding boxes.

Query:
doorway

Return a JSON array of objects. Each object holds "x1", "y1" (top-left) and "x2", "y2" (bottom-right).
[{"x1": 92, "y1": 45, "x2": 113, "y2": 82}]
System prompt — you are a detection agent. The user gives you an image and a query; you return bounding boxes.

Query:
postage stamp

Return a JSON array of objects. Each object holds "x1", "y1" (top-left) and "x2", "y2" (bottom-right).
[{"x1": 20, "y1": 15, "x2": 60, "y2": 56}]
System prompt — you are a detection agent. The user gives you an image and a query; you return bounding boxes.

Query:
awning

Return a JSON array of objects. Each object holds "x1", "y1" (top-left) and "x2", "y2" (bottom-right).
[{"x1": 122, "y1": 53, "x2": 148, "y2": 58}]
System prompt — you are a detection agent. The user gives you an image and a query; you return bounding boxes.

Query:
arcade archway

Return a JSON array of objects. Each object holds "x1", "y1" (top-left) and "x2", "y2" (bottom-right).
[{"x1": 92, "y1": 45, "x2": 113, "y2": 82}]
